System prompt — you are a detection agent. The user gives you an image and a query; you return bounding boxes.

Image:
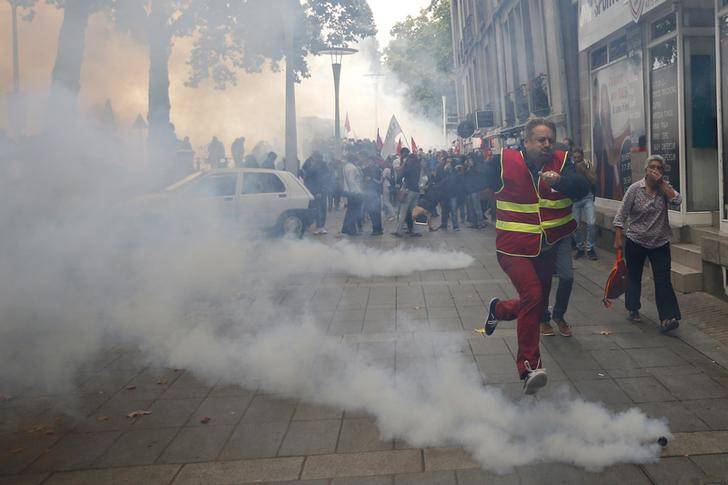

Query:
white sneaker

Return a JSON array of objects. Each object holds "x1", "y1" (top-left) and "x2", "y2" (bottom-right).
[
  {"x1": 522, "y1": 362, "x2": 548, "y2": 395},
  {"x1": 314, "y1": 228, "x2": 327, "y2": 235}
]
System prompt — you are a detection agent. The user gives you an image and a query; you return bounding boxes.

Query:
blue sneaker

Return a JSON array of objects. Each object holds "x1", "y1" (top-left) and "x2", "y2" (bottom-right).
[{"x1": 484, "y1": 298, "x2": 499, "y2": 336}]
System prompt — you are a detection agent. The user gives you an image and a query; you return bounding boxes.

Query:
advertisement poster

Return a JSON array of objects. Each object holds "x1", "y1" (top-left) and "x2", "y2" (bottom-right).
[
  {"x1": 591, "y1": 51, "x2": 647, "y2": 200},
  {"x1": 650, "y1": 62, "x2": 680, "y2": 191}
]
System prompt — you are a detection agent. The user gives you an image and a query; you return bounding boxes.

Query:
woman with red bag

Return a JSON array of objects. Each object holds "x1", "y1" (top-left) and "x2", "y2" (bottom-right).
[{"x1": 613, "y1": 155, "x2": 682, "y2": 333}]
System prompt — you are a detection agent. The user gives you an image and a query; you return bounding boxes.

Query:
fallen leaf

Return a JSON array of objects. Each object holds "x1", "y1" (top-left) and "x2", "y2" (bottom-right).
[
  {"x1": 53, "y1": 417, "x2": 63, "y2": 424},
  {"x1": 199, "y1": 416, "x2": 211, "y2": 424},
  {"x1": 156, "y1": 379, "x2": 168, "y2": 385},
  {"x1": 127, "y1": 410, "x2": 152, "y2": 419},
  {"x1": 9, "y1": 448, "x2": 24, "y2": 454},
  {"x1": 44, "y1": 429, "x2": 55, "y2": 435},
  {"x1": 473, "y1": 328, "x2": 486, "y2": 335},
  {"x1": 600, "y1": 331, "x2": 611, "y2": 336},
  {"x1": 597, "y1": 373, "x2": 605, "y2": 377},
  {"x1": 96, "y1": 416, "x2": 111, "y2": 422},
  {"x1": 126, "y1": 385, "x2": 137, "y2": 391},
  {"x1": 413, "y1": 305, "x2": 422, "y2": 310}
]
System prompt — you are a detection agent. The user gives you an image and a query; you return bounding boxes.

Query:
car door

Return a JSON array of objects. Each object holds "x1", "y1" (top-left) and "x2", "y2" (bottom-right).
[
  {"x1": 239, "y1": 171, "x2": 288, "y2": 228},
  {"x1": 180, "y1": 171, "x2": 240, "y2": 224}
]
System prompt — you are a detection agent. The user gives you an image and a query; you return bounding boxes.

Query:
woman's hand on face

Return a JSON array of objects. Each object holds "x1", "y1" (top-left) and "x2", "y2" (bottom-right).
[{"x1": 646, "y1": 168, "x2": 662, "y2": 183}]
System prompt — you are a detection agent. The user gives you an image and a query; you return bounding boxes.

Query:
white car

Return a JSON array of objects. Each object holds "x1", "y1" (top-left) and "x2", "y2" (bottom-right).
[{"x1": 144, "y1": 168, "x2": 316, "y2": 238}]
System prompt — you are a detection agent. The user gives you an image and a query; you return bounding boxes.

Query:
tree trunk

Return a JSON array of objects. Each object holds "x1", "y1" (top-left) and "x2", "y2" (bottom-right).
[
  {"x1": 148, "y1": 0, "x2": 174, "y2": 144},
  {"x1": 47, "y1": 0, "x2": 93, "y2": 126}
]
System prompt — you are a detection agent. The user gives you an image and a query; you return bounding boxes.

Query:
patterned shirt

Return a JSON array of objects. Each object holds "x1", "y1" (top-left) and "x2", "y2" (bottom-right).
[{"x1": 613, "y1": 178, "x2": 682, "y2": 249}]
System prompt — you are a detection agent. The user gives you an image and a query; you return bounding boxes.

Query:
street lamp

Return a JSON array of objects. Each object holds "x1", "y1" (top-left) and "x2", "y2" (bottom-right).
[{"x1": 318, "y1": 46, "x2": 357, "y2": 158}]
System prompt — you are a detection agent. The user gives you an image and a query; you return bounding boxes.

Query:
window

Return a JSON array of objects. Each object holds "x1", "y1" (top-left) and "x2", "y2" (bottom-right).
[
  {"x1": 650, "y1": 38, "x2": 678, "y2": 70},
  {"x1": 652, "y1": 13, "x2": 677, "y2": 39},
  {"x1": 241, "y1": 173, "x2": 285, "y2": 194},
  {"x1": 591, "y1": 46, "x2": 608, "y2": 70},
  {"x1": 609, "y1": 36, "x2": 627, "y2": 61},
  {"x1": 684, "y1": 9, "x2": 714, "y2": 27},
  {"x1": 186, "y1": 173, "x2": 237, "y2": 197}
]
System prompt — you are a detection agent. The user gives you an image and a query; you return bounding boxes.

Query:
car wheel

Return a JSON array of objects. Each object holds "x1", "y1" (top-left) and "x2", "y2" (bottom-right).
[{"x1": 280, "y1": 214, "x2": 304, "y2": 239}]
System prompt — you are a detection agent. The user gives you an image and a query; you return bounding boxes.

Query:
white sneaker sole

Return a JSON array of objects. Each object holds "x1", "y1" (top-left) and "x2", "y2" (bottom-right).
[{"x1": 523, "y1": 372, "x2": 548, "y2": 395}]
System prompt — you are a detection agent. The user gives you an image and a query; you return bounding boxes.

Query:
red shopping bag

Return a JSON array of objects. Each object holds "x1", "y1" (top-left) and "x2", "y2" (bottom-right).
[{"x1": 603, "y1": 249, "x2": 628, "y2": 308}]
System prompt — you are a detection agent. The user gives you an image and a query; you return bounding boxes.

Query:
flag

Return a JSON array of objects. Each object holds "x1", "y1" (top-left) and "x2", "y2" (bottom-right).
[
  {"x1": 376, "y1": 128, "x2": 384, "y2": 152},
  {"x1": 411, "y1": 137, "x2": 417, "y2": 153},
  {"x1": 381, "y1": 115, "x2": 405, "y2": 158},
  {"x1": 396, "y1": 138, "x2": 402, "y2": 156},
  {"x1": 344, "y1": 112, "x2": 352, "y2": 137}
]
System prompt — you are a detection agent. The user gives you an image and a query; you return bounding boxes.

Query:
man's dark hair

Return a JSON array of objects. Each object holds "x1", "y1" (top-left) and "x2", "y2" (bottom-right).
[
  {"x1": 572, "y1": 147, "x2": 584, "y2": 155},
  {"x1": 400, "y1": 147, "x2": 411, "y2": 157},
  {"x1": 524, "y1": 118, "x2": 556, "y2": 140}
]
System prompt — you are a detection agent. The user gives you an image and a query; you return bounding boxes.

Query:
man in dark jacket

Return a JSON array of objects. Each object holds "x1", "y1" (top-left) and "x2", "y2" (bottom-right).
[
  {"x1": 392, "y1": 148, "x2": 422, "y2": 237},
  {"x1": 302, "y1": 152, "x2": 328, "y2": 234},
  {"x1": 363, "y1": 156, "x2": 384, "y2": 235}
]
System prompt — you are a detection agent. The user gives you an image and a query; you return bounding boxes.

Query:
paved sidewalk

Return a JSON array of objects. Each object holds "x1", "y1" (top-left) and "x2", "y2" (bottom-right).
[{"x1": 2, "y1": 213, "x2": 728, "y2": 485}]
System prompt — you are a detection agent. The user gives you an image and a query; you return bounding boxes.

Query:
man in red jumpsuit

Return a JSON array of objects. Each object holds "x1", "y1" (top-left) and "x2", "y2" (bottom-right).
[{"x1": 481, "y1": 118, "x2": 589, "y2": 394}]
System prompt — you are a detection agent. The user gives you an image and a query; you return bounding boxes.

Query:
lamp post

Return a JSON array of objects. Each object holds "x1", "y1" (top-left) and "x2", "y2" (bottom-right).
[{"x1": 318, "y1": 47, "x2": 357, "y2": 159}]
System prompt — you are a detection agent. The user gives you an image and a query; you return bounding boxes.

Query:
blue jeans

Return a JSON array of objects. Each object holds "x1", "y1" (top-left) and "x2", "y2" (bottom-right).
[
  {"x1": 543, "y1": 237, "x2": 574, "y2": 322},
  {"x1": 440, "y1": 197, "x2": 459, "y2": 229},
  {"x1": 572, "y1": 196, "x2": 596, "y2": 251},
  {"x1": 394, "y1": 190, "x2": 419, "y2": 234}
]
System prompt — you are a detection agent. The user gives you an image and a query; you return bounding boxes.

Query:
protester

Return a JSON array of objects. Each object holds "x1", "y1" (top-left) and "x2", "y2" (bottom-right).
[
  {"x1": 436, "y1": 159, "x2": 462, "y2": 231},
  {"x1": 381, "y1": 160, "x2": 396, "y2": 220},
  {"x1": 261, "y1": 151, "x2": 277, "y2": 169},
  {"x1": 541, "y1": 236, "x2": 575, "y2": 337},
  {"x1": 392, "y1": 148, "x2": 422, "y2": 238},
  {"x1": 243, "y1": 155, "x2": 259, "y2": 168},
  {"x1": 613, "y1": 154, "x2": 682, "y2": 333},
  {"x1": 572, "y1": 147, "x2": 598, "y2": 260},
  {"x1": 341, "y1": 156, "x2": 364, "y2": 236},
  {"x1": 302, "y1": 151, "x2": 329, "y2": 235},
  {"x1": 480, "y1": 118, "x2": 589, "y2": 394},
  {"x1": 207, "y1": 136, "x2": 226, "y2": 168},
  {"x1": 231, "y1": 136, "x2": 246, "y2": 167},
  {"x1": 330, "y1": 159, "x2": 344, "y2": 211},
  {"x1": 363, "y1": 157, "x2": 384, "y2": 236}
]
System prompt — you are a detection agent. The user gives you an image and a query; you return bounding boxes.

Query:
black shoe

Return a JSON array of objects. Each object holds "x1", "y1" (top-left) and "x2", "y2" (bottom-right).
[
  {"x1": 436, "y1": 225, "x2": 448, "y2": 231},
  {"x1": 453, "y1": 227, "x2": 460, "y2": 232},
  {"x1": 588, "y1": 249, "x2": 598, "y2": 261},
  {"x1": 391, "y1": 232, "x2": 403, "y2": 238},
  {"x1": 660, "y1": 318, "x2": 680, "y2": 334},
  {"x1": 484, "y1": 298, "x2": 499, "y2": 335},
  {"x1": 574, "y1": 250, "x2": 585, "y2": 259},
  {"x1": 409, "y1": 232, "x2": 423, "y2": 238},
  {"x1": 370, "y1": 231, "x2": 383, "y2": 236}
]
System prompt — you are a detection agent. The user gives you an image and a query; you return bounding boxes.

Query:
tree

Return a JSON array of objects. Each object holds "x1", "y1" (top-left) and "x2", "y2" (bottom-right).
[{"x1": 384, "y1": 0, "x2": 454, "y2": 120}]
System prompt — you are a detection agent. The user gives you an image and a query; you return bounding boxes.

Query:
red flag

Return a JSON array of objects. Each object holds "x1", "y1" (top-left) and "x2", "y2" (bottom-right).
[
  {"x1": 376, "y1": 129, "x2": 384, "y2": 151},
  {"x1": 396, "y1": 138, "x2": 402, "y2": 156},
  {"x1": 344, "y1": 113, "x2": 352, "y2": 136},
  {"x1": 411, "y1": 137, "x2": 418, "y2": 153}
]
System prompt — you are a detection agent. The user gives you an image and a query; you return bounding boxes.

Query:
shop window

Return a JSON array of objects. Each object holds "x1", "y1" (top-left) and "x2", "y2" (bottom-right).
[
  {"x1": 650, "y1": 38, "x2": 677, "y2": 70},
  {"x1": 684, "y1": 8, "x2": 714, "y2": 27},
  {"x1": 609, "y1": 36, "x2": 627, "y2": 62},
  {"x1": 721, "y1": 16, "x2": 728, "y2": 218},
  {"x1": 650, "y1": 39, "x2": 680, "y2": 193},
  {"x1": 591, "y1": 46, "x2": 608, "y2": 70},
  {"x1": 652, "y1": 13, "x2": 677, "y2": 39}
]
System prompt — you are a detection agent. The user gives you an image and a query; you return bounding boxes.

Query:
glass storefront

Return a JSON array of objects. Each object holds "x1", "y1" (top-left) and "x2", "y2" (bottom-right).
[
  {"x1": 721, "y1": 14, "x2": 728, "y2": 219},
  {"x1": 649, "y1": 37, "x2": 680, "y2": 191}
]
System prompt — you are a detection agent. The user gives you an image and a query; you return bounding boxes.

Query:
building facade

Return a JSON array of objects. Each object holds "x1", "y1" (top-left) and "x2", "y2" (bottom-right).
[{"x1": 449, "y1": 0, "x2": 580, "y2": 149}]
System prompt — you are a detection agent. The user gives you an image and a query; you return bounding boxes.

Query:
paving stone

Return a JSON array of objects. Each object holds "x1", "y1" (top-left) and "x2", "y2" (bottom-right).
[
  {"x1": 337, "y1": 419, "x2": 393, "y2": 453},
  {"x1": 642, "y1": 456, "x2": 707, "y2": 484},
  {"x1": 0, "y1": 474, "x2": 49, "y2": 485},
  {"x1": 654, "y1": 373, "x2": 728, "y2": 400},
  {"x1": 302, "y1": 450, "x2": 421, "y2": 480},
  {"x1": 279, "y1": 420, "x2": 340, "y2": 456},
  {"x1": 293, "y1": 402, "x2": 344, "y2": 421},
  {"x1": 589, "y1": 349, "x2": 640, "y2": 370},
  {"x1": 686, "y1": 398, "x2": 728, "y2": 429},
  {"x1": 331, "y1": 477, "x2": 393, "y2": 485},
  {"x1": 662, "y1": 430, "x2": 728, "y2": 457},
  {"x1": 615, "y1": 377, "x2": 675, "y2": 403},
  {"x1": 173, "y1": 457, "x2": 304, "y2": 484},
  {"x1": 468, "y1": 337, "x2": 512, "y2": 356},
  {"x1": 133, "y1": 398, "x2": 202, "y2": 429},
  {"x1": 27, "y1": 430, "x2": 120, "y2": 472},
  {"x1": 268, "y1": 481, "x2": 329, "y2": 485},
  {"x1": 573, "y1": 379, "x2": 632, "y2": 404},
  {"x1": 474, "y1": 354, "x2": 519, "y2": 375},
  {"x1": 242, "y1": 396, "x2": 297, "y2": 423},
  {"x1": 637, "y1": 401, "x2": 709, "y2": 433},
  {"x1": 456, "y1": 468, "x2": 520, "y2": 484},
  {"x1": 93, "y1": 427, "x2": 177, "y2": 468},
  {"x1": 73, "y1": 397, "x2": 152, "y2": 433},
  {"x1": 423, "y1": 447, "x2": 479, "y2": 471},
  {"x1": 623, "y1": 348, "x2": 688, "y2": 368},
  {"x1": 0, "y1": 431, "x2": 62, "y2": 475},
  {"x1": 44, "y1": 464, "x2": 181, "y2": 485},
  {"x1": 690, "y1": 454, "x2": 728, "y2": 481},
  {"x1": 218, "y1": 421, "x2": 288, "y2": 460},
  {"x1": 186, "y1": 396, "x2": 251, "y2": 426},
  {"x1": 157, "y1": 424, "x2": 233, "y2": 463},
  {"x1": 394, "y1": 470, "x2": 456, "y2": 485}
]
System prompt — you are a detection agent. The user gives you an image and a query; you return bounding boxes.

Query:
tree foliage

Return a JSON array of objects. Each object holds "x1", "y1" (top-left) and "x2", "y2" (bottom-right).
[
  {"x1": 185, "y1": 0, "x2": 376, "y2": 89},
  {"x1": 384, "y1": 0, "x2": 454, "y2": 120}
]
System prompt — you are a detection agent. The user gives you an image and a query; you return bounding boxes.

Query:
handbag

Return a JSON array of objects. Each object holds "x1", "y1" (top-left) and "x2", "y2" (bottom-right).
[{"x1": 603, "y1": 248, "x2": 628, "y2": 308}]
